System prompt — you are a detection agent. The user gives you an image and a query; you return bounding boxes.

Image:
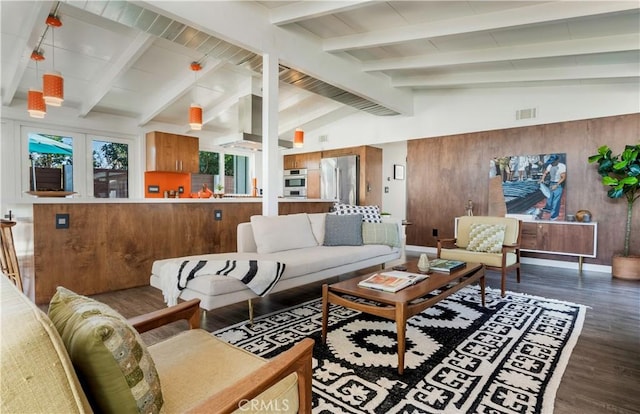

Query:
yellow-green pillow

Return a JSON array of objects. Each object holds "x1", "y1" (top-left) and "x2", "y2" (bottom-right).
[
  {"x1": 48, "y1": 287, "x2": 163, "y2": 414},
  {"x1": 466, "y1": 223, "x2": 506, "y2": 253},
  {"x1": 362, "y1": 222, "x2": 400, "y2": 247}
]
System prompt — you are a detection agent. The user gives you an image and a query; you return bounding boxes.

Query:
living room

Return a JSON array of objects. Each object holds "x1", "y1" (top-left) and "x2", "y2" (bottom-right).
[{"x1": 1, "y1": 1, "x2": 639, "y2": 413}]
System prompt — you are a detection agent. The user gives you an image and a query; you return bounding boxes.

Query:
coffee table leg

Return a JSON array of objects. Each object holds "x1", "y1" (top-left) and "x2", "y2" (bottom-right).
[
  {"x1": 321, "y1": 284, "x2": 329, "y2": 344},
  {"x1": 396, "y1": 304, "x2": 407, "y2": 375},
  {"x1": 480, "y1": 271, "x2": 486, "y2": 307}
]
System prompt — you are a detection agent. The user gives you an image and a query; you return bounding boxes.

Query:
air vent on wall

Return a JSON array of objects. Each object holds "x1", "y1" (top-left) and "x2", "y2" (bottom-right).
[{"x1": 516, "y1": 108, "x2": 537, "y2": 120}]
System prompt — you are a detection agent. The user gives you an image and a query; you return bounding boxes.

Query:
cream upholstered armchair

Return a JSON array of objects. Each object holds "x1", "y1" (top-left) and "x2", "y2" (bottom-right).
[
  {"x1": 1, "y1": 275, "x2": 313, "y2": 414},
  {"x1": 437, "y1": 216, "x2": 522, "y2": 297}
]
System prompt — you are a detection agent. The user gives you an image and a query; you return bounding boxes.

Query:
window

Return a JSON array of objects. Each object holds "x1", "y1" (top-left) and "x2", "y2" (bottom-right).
[
  {"x1": 92, "y1": 139, "x2": 129, "y2": 198},
  {"x1": 225, "y1": 154, "x2": 249, "y2": 194},
  {"x1": 20, "y1": 126, "x2": 136, "y2": 200},
  {"x1": 197, "y1": 151, "x2": 250, "y2": 195},
  {"x1": 28, "y1": 133, "x2": 74, "y2": 191}
]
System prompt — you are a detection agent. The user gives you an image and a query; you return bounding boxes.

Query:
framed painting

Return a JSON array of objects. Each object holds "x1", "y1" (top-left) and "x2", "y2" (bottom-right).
[{"x1": 490, "y1": 153, "x2": 567, "y2": 221}]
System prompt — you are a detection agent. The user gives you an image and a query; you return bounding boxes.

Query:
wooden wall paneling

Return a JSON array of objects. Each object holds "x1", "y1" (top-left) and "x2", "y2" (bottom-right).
[
  {"x1": 34, "y1": 204, "x2": 110, "y2": 303},
  {"x1": 405, "y1": 113, "x2": 640, "y2": 266},
  {"x1": 362, "y1": 146, "x2": 382, "y2": 207}
]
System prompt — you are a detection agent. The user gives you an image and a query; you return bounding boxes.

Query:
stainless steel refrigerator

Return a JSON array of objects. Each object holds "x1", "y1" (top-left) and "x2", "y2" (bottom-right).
[{"x1": 321, "y1": 155, "x2": 359, "y2": 205}]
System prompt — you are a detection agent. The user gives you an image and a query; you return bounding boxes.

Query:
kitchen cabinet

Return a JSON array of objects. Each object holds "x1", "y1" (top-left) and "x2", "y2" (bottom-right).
[
  {"x1": 283, "y1": 152, "x2": 321, "y2": 170},
  {"x1": 520, "y1": 220, "x2": 597, "y2": 270},
  {"x1": 284, "y1": 152, "x2": 322, "y2": 198},
  {"x1": 146, "y1": 131, "x2": 199, "y2": 173}
]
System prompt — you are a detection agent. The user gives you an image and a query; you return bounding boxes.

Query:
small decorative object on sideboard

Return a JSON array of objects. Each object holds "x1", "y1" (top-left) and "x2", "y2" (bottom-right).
[{"x1": 575, "y1": 209, "x2": 592, "y2": 223}]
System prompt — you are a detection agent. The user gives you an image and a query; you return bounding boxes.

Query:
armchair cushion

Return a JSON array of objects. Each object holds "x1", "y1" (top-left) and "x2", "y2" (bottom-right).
[
  {"x1": 466, "y1": 223, "x2": 506, "y2": 253},
  {"x1": 48, "y1": 287, "x2": 163, "y2": 414},
  {"x1": 148, "y1": 329, "x2": 299, "y2": 413}
]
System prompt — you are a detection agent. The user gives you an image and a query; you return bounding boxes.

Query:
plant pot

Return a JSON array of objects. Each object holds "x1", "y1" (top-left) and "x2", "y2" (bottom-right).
[{"x1": 612, "y1": 254, "x2": 640, "y2": 280}]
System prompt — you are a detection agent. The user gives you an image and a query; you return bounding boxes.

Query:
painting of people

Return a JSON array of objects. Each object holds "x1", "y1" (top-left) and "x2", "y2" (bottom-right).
[{"x1": 490, "y1": 153, "x2": 567, "y2": 221}]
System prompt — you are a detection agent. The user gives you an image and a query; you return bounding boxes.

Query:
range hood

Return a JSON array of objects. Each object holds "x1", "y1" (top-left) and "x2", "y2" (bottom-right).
[{"x1": 219, "y1": 95, "x2": 293, "y2": 150}]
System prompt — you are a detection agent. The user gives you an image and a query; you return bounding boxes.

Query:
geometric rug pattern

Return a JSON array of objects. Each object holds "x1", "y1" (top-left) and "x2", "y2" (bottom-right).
[{"x1": 214, "y1": 286, "x2": 586, "y2": 413}]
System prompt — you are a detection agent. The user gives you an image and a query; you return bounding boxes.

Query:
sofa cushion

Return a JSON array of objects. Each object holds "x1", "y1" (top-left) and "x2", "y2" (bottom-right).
[
  {"x1": 307, "y1": 213, "x2": 327, "y2": 245},
  {"x1": 333, "y1": 203, "x2": 382, "y2": 223},
  {"x1": 466, "y1": 223, "x2": 506, "y2": 253},
  {"x1": 48, "y1": 287, "x2": 163, "y2": 414},
  {"x1": 362, "y1": 222, "x2": 400, "y2": 247},
  {"x1": 250, "y1": 213, "x2": 318, "y2": 254},
  {"x1": 323, "y1": 214, "x2": 363, "y2": 246}
]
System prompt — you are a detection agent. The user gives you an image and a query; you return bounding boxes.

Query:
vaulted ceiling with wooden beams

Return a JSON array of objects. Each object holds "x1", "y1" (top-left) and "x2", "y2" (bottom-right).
[{"x1": 2, "y1": 1, "x2": 638, "y2": 147}]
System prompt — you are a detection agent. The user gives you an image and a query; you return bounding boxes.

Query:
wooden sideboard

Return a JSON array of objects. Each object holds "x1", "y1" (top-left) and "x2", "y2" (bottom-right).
[{"x1": 520, "y1": 220, "x2": 597, "y2": 270}]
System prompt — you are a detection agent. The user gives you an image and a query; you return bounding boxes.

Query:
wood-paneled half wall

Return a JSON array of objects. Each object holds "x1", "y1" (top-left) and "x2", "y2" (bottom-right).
[
  {"x1": 33, "y1": 201, "x2": 332, "y2": 304},
  {"x1": 406, "y1": 113, "x2": 639, "y2": 266}
]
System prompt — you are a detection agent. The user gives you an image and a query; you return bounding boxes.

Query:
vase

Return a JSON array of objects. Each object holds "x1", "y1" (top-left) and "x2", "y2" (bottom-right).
[{"x1": 417, "y1": 254, "x2": 430, "y2": 273}]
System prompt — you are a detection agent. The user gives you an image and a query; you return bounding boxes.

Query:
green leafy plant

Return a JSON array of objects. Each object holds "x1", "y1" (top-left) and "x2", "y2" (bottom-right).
[
  {"x1": 588, "y1": 144, "x2": 640, "y2": 257},
  {"x1": 216, "y1": 183, "x2": 224, "y2": 192}
]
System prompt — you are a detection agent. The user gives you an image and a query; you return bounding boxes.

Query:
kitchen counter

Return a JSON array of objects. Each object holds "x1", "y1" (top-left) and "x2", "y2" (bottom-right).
[{"x1": 21, "y1": 196, "x2": 333, "y2": 204}]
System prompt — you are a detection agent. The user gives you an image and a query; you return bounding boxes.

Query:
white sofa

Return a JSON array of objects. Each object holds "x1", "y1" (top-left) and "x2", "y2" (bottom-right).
[{"x1": 150, "y1": 212, "x2": 402, "y2": 311}]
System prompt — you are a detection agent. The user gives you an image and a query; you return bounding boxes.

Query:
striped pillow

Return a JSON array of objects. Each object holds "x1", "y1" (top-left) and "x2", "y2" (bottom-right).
[
  {"x1": 362, "y1": 222, "x2": 399, "y2": 247},
  {"x1": 466, "y1": 223, "x2": 506, "y2": 253}
]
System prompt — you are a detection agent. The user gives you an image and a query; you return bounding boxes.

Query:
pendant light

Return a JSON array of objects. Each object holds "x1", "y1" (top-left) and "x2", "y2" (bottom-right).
[
  {"x1": 43, "y1": 14, "x2": 64, "y2": 107},
  {"x1": 293, "y1": 128, "x2": 304, "y2": 148},
  {"x1": 27, "y1": 50, "x2": 46, "y2": 118},
  {"x1": 189, "y1": 62, "x2": 203, "y2": 130}
]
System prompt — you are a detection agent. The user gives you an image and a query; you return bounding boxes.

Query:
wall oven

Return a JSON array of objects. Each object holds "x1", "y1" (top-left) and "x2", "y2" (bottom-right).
[{"x1": 284, "y1": 168, "x2": 307, "y2": 198}]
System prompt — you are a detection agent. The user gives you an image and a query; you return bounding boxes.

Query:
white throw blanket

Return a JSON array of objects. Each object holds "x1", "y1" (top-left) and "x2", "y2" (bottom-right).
[{"x1": 159, "y1": 259, "x2": 286, "y2": 306}]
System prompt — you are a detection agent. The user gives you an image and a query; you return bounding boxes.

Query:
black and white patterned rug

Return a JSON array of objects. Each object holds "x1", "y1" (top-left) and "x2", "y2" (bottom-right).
[{"x1": 214, "y1": 286, "x2": 586, "y2": 414}]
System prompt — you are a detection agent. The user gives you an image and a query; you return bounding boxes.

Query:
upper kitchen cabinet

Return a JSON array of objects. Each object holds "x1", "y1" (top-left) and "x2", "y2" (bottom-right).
[
  {"x1": 146, "y1": 131, "x2": 199, "y2": 173},
  {"x1": 283, "y1": 152, "x2": 321, "y2": 170}
]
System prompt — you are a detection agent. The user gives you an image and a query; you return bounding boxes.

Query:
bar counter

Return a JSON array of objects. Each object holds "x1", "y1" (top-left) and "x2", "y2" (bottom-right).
[{"x1": 30, "y1": 198, "x2": 333, "y2": 304}]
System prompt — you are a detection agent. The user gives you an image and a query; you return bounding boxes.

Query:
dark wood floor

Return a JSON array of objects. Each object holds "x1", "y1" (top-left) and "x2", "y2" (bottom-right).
[{"x1": 49, "y1": 257, "x2": 640, "y2": 414}]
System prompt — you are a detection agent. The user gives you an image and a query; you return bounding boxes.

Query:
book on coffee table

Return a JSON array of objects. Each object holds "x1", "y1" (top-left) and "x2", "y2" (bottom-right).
[
  {"x1": 358, "y1": 271, "x2": 427, "y2": 293},
  {"x1": 428, "y1": 259, "x2": 466, "y2": 273}
]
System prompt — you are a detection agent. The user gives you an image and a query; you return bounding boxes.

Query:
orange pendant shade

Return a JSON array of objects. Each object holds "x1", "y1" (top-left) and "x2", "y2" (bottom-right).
[
  {"x1": 43, "y1": 72, "x2": 64, "y2": 106},
  {"x1": 27, "y1": 89, "x2": 46, "y2": 118},
  {"x1": 294, "y1": 128, "x2": 304, "y2": 148},
  {"x1": 189, "y1": 104, "x2": 203, "y2": 130}
]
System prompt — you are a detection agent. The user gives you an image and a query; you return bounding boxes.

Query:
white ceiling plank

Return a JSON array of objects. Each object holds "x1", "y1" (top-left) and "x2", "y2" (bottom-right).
[
  {"x1": 145, "y1": 0, "x2": 414, "y2": 116},
  {"x1": 391, "y1": 63, "x2": 640, "y2": 87},
  {"x1": 270, "y1": 1, "x2": 376, "y2": 25},
  {"x1": 1, "y1": 2, "x2": 53, "y2": 106},
  {"x1": 138, "y1": 58, "x2": 225, "y2": 126},
  {"x1": 323, "y1": 2, "x2": 640, "y2": 52},
  {"x1": 78, "y1": 32, "x2": 155, "y2": 117},
  {"x1": 363, "y1": 34, "x2": 640, "y2": 71}
]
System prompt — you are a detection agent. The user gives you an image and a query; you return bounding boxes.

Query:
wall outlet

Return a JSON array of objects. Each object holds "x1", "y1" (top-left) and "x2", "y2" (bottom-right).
[
  {"x1": 214, "y1": 210, "x2": 222, "y2": 221},
  {"x1": 56, "y1": 213, "x2": 70, "y2": 229},
  {"x1": 432, "y1": 228, "x2": 438, "y2": 237}
]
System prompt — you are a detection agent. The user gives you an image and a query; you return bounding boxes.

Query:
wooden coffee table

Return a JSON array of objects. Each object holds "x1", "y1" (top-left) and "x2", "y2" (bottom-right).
[{"x1": 321, "y1": 261, "x2": 485, "y2": 374}]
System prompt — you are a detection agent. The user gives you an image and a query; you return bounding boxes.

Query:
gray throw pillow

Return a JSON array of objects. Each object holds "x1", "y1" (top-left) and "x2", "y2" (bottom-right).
[{"x1": 324, "y1": 214, "x2": 363, "y2": 246}]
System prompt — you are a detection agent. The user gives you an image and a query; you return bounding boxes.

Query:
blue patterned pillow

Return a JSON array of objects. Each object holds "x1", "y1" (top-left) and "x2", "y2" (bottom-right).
[
  {"x1": 333, "y1": 203, "x2": 382, "y2": 223},
  {"x1": 324, "y1": 214, "x2": 363, "y2": 246}
]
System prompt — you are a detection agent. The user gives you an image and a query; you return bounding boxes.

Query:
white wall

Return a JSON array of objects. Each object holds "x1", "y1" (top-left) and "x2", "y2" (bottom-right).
[{"x1": 378, "y1": 141, "x2": 407, "y2": 219}]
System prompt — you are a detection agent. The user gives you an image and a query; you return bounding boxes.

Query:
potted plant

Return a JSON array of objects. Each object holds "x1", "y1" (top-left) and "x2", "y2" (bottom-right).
[
  {"x1": 215, "y1": 183, "x2": 224, "y2": 198},
  {"x1": 588, "y1": 144, "x2": 640, "y2": 279}
]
